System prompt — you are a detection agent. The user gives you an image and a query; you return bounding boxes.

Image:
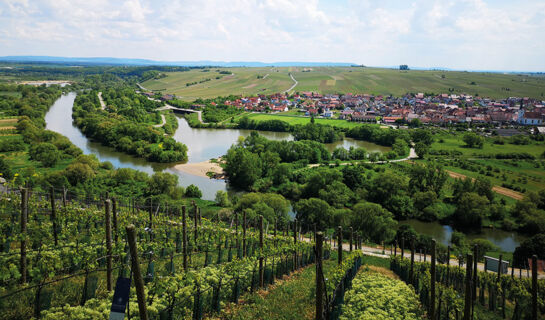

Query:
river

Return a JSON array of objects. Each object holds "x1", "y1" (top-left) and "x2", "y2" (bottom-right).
[
  {"x1": 45, "y1": 92, "x2": 389, "y2": 200},
  {"x1": 44, "y1": 93, "x2": 525, "y2": 253}
]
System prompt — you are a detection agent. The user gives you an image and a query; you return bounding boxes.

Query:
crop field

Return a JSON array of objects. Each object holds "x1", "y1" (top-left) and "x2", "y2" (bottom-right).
[{"x1": 142, "y1": 67, "x2": 545, "y2": 100}]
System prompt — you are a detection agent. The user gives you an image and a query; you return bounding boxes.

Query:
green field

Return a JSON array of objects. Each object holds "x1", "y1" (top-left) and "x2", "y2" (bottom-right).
[
  {"x1": 235, "y1": 112, "x2": 369, "y2": 129},
  {"x1": 142, "y1": 67, "x2": 545, "y2": 100}
]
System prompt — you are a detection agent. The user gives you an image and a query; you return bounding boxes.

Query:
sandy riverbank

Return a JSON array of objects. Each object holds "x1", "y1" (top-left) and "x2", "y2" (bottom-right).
[{"x1": 173, "y1": 159, "x2": 224, "y2": 179}]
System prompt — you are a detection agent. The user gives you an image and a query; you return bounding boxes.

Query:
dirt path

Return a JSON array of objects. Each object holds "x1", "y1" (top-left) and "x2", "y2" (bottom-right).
[
  {"x1": 446, "y1": 170, "x2": 524, "y2": 200},
  {"x1": 97, "y1": 92, "x2": 106, "y2": 110},
  {"x1": 284, "y1": 73, "x2": 298, "y2": 93},
  {"x1": 153, "y1": 114, "x2": 166, "y2": 128}
]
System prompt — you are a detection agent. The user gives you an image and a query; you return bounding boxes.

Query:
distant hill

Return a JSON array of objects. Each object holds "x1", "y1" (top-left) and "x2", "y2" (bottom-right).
[{"x1": 0, "y1": 56, "x2": 356, "y2": 67}]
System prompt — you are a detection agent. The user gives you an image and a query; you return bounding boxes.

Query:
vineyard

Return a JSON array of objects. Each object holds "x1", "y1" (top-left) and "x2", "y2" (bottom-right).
[
  {"x1": 0, "y1": 186, "x2": 543, "y2": 319},
  {"x1": 391, "y1": 242, "x2": 545, "y2": 319},
  {"x1": 0, "y1": 188, "x2": 328, "y2": 319}
]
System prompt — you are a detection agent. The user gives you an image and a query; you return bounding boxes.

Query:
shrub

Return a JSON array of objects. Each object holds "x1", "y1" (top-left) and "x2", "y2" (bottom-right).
[
  {"x1": 340, "y1": 271, "x2": 423, "y2": 320},
  {"x1": 185, "y1": 184, "x2": 202, "y2": 198}
]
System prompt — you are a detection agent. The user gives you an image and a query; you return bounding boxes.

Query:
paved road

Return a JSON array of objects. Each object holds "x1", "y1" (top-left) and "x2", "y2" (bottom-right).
[
  {"x1": 285, "y1": 73, "x2": 298, "y2": 93},
  {"x1": 309, "y1": 148, "x2": 418, "y2": 168},
  {"x1": 323, "y1": 239, "x2": 545, "y2": 279}
]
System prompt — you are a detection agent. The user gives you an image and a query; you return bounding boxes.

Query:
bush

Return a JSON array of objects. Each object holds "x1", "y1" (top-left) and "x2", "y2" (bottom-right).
[
  {"x1": 29, "y1": 142, "x2": 60, "y2": 167},
  {"x1": 185, "y1": 184, "x2": 202, "y2": 198},
  {"x1": 340, "y1": 271, "x2": 423, "y2": 320},
  {"x1": 0, "y1": 138, "x2": 25, "y2": 152}
]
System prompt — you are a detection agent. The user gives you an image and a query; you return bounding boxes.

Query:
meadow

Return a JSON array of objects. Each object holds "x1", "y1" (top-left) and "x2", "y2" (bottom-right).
[
  {"x1": 142, "y1": 67, "x2": 545, "y2": 100},
  {"x1": 234, "y1": 112, "x2": 368, "y2": 129}
]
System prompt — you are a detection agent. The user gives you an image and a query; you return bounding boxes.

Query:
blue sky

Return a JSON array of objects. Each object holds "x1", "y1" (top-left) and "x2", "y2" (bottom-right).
[{"x1": 0, "y1": 0, "x2": 544, "y2": 71}]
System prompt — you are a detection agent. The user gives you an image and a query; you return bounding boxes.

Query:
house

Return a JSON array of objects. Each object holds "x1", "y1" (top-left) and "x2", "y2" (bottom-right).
[{"x1": 518, "y1": 110, "x2": 543, "y2": 125}]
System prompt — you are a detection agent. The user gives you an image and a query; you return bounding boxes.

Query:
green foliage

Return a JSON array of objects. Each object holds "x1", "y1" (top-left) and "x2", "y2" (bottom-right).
[
  {"x1": 185, "y1": 184, "x2": 202, "y2": 198},
  {"x1": 513, "y1": 234, "x2": 545, "y2": 267},
  {"x1": 351, "y1": 202, "x2": 397, "y2": 243},
  {"x1": 463, "y1": 132, "x2": 484, "y2": 148},
  {"x1": 292, "y1": 123, "x2": 342, "y2": 143},
  {"x1": 454, "y1": 192, "x2": 489, "y2": 229},
  {"x1": 0, "y1": 156, "x2": 13, "y2": 179},
  {"x1": 29, "y1": 142, "x2": 61, "y2": 167},
  {"x1": 340, "y1": 271, "x2": 423, "y2": 320},
  {"x1": 73, "y1": 89, "x2": 187, "y2": 163},
  {"x1": 295, "y1": 198, "x2": 333, "y2": 230},
  {"x1": 347, "y1": 124, "x2": 410, "y2": 147},
  {"x1": 414, "y1": 141, "x2": 429, "y2": 158},
  {"x1": 235, "y1": 192, "x2": 290, "y2": 225},
  {"x1": 224, "y1": 146, "x2": 262, "y2": 190},
  {"x1": 215, "y1": 190, "x2": 230, "y2": 207}
]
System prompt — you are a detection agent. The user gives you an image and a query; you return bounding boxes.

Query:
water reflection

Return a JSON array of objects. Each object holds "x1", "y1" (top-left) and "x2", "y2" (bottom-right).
[{"x1": 400, "y1": 219, "x2": 527, "y2": 253}]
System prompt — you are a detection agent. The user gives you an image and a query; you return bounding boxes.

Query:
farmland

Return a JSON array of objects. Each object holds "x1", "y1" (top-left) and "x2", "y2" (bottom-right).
[{"x1": 141, "y1": 67, "x2": 545, "y2": 100}]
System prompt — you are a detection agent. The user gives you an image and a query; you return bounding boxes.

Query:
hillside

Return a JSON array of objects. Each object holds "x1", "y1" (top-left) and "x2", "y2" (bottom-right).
[{"x1": 141, "y1": 67, "x2": 545, "y2": 100}]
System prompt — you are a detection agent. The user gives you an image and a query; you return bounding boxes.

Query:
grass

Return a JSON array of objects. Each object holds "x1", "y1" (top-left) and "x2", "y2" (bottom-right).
[
  {"x1": 235, "y1": 112, "x2": 370, "y2": 129},
  {"x1": 428, "y1": 132, "x2": 545, "y2": 194},
  {"x1": 221, "y1": 253, "x2": 338, "y2": 320},
  {"x1": 142, "y1": 67, "x2": 545, "y2": 101}
]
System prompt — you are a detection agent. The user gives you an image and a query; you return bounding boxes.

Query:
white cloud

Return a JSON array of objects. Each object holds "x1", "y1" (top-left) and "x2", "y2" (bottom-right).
[{"x1": 0, "y1": 0, "x2": 543, "y2": 70}]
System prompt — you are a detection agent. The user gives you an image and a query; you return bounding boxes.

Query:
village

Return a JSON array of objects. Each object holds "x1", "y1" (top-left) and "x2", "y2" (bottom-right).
[{"x1": 149, "y1": 90, "x2": 545, "y2": 129}]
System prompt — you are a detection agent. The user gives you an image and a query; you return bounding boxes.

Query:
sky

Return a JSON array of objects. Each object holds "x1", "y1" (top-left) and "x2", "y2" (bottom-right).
[{"x1": 0, "y1": 0, "x2": 544, "y2": 71}]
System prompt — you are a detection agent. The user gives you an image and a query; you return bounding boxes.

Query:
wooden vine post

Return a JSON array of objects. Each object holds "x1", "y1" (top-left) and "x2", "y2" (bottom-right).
[
  {"x1": 193, "y1": 202, "x2": 198, "y2": 249},
  {"x1": 49, "y1": 187, "x2": 58, "y2": 246},
  {"x1": 463, "y1": 254, "x2": 473, "y2": 320},
  {"x1": 182, "y1": 205, "x2": 188, "y2": 270},
  {"x1": 242, "y1": 210, "x2": 247, "y2": 258},
  {"x1": 410, "y1": 239, "x2": 415, "y2": 284},
  {"x1": 105, "y1": 199, "x2": 113, "y2": 291},
  {"x1": 149, "y1": 198, "x2": 153, "y2": 241},
  {"x1": 62, "y1": 186, "x2": 67, "y2": 207},
  {"x1": 401, "y1": 236, "x2": 405, "y2": 259},
  {"x1": 473, "y1": 245, "x2": 478, "y2": 312},
  {"x1": 337, "y1": 226, "x2": 342, "y2": 265},
  {"x1": 430, "y1": 239, "x2": 436, "y2": 320},
  {"x1": 112, "y1": 198, "x2": 118, "y2": 244},
  {"x1": 235, "y1": 213, "x2": 239, "y2": 251},
  {"x1": 532, "y1": 255, "x2": 538, "y2": 320},
  {"x1": 349, "y1": 227, "x2": 353, "y2": 252},
  {"x1": 20, "y1": 188, "x2": 28, "y2": 284},
  {"x1": 126, "y1": 225, "x2": 148, "y2": 320},
  {"x1": 447, "y1": 246, "x2": 451, "y2": 286},
  {"x1": 259, "y1": 215, "x2": 264, "y2": 288},
  {"x1": 316, "y1": 232, "x2": 324, "y2": 320},
  {"x1": 293, "y1": 219, "x2": 297, "y2": 270}
]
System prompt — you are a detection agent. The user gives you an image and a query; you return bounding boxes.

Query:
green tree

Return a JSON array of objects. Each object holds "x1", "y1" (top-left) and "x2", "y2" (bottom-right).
[
  {"x1": 513, "y1": 234, "x2": 545, "y2": 267},
  {"x1": 29, "y1": 142, "x2": 60, "y2": 167},
  {"x1": 408, "y1": 163, "x2": 448, "y2": 194},
  {"x1": 224, "y1": 147, "x2": 262, "y2": 190},
  {"x1": 414, "y1": 141, "x2": 429, "y2": 159},
  {"x1": 462, "y1": 132, "x2": 484, "y2": 148},
  {"x1": 185, "y1": 184, "x2": 202, "y2": 198},
  {"x1": 0, "y1": 157, "x2": 13, "y2": 179},
  {"x1": 63, "y1": 163, "x2": 95, "y2": 185},
  {"x1": 215, "y1": 190, "x2": 230, "y2": 207},
  {"x1": 295, "y1": 198, "x2": 333, "y2": 230},
  {"x1": 454, "y1": 192, "x2": 489, "y2": 229},
  {"x1": 351, "y1": 202, "x2": 397, "y2": 243}
]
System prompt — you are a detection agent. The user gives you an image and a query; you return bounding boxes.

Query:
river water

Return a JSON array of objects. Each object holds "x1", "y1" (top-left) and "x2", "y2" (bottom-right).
[
  {"x1": 44, "y1": 92, "x2": 525, "y2": 252},
  {"x1": 45, "y1": 92, "x2": 389, "y2": 200}
]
